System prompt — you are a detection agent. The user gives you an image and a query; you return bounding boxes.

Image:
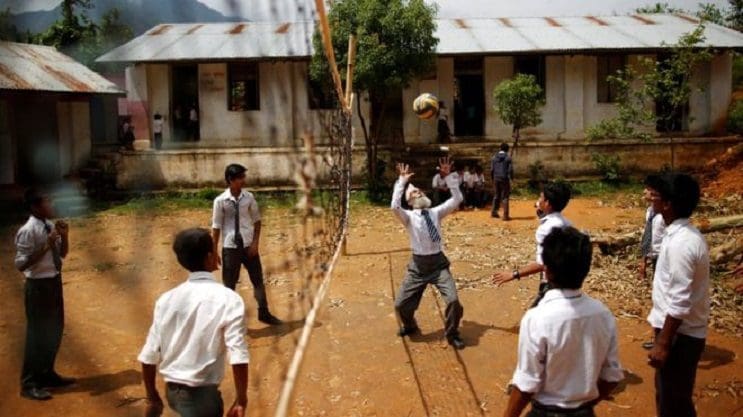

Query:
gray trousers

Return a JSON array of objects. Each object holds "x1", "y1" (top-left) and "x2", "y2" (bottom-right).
[
  {"x1": 166, "y1": 382, "x2": 223, "y2": 417},
  {"x1": 222, "y1": 248, "x2": 268, "y2": 309},
  {"x1": 492, "y1": 178, "x2": 511, "y2": 217},
  {"x1": 21, "y1": 275, "x2": 64, "y2": 390},
  {"x1": 394, "y1": 253, "x2": 463, "y2": 339}
]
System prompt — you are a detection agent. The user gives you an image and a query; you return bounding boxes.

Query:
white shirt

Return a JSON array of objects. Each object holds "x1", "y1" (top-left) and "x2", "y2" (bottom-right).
[
  {"x1": 14, "y1": 216, "x2": 62, "y2": 279},
  {"x1": 432, "y1": 173, "x2": 448, "y2": 190},
  {"x1": 212, "y1": 189, "x2": 261, "y2": 249},
  {"x1": 153, "y1": 118, "x2": 163, "y2": 134},
  {"x1": 391, "y1": 174, "x2": 463, "y2": 255},
  {"x1": 474, "y1": 173, "x2": 485, "y2": 188},
  {"x1": 512, "y1": 289, "x2": 624, "y2": 408},
  {"x1": 535, "y1": 212, "x2": 572, "y2": 281},
  {"x1": 438, "y1": 107, "x2": 449, "y2": 121},
  {"x1": 644, "y1": 207, "x2": 666, "y2": 260},
  {"x1": 647, "y1": 218, "x2": 710, "y2": 339},
  {"x1": 463, "y1": 171, "x2": 475, "y2": 188},
  {"x1": 138, "y1": 271, "x2": 250, "y2": 387},
  {"x1": 189, "y1": 108, "x2": 198, "y2": 122}
]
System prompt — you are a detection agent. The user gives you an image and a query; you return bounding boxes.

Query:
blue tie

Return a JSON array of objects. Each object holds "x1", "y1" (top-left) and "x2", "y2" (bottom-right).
[{"x1": 421, "y1": 210, "x2": 441, "y2": 242}]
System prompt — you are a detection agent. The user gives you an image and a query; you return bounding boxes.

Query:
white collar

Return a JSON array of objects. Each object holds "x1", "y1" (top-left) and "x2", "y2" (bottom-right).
[
  {"x1": 539, "y1": 211, "x2": 562, "y2": 224},
  {"x1": 540, "y1": 288, "x2": 583, "y2": 304},
  {"x1": 664, "y1": 218, "x2": 691, "y2": 236},
  {"x1": 187, "y1": 271, "x2": 218, "y2": 282},
  {"x1": 226, "y1": 189, "x2": 245, "y2": 201}
]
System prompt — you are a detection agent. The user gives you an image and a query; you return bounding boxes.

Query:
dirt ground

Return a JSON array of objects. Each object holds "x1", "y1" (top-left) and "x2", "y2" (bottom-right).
[{"x1": 0, "y1": 197, "x2": 741, "y2": 417}]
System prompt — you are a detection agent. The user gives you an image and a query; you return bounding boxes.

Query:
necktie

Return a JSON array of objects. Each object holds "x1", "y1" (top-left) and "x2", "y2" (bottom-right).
[
  {"x1": 640, "y1": 211, "x2": 654, "y2": 257},
  {"x1": 421, "y1": 210, "x2": 441, "y2": 243},
  {"x1": 232, "y1": 199, "x2": 244, "y2": 246},
  {"x1": 44, "y1": 222, "x2": 63, "y2": 272}
]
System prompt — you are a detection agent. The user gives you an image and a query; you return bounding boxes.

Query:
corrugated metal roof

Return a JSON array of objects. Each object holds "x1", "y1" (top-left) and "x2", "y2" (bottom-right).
[
  {"x1": 96, "y1": 14, "x2": 743, "y2": 63},
  {"x1": 0, "y1": 41, "x2": 123, "y2": 94}
]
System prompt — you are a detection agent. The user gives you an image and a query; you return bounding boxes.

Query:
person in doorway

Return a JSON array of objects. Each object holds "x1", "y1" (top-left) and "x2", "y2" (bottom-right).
[
  {"x1": 437, "y1": 101, "x2": 451, "y2": 144},
  {"x1": 212, "y1": 164, "x2": 282, "y2": 325},
  {"x1": 15, "y1": 189, "x2": 76, "y2": 401},
  {"x1": 189, "y1": 103, "x2": 199, "y2": 141},
  {"x1": 491, "y1": 143, "x2": 514, "y2": 220},
  {"x1": 153, "y1": 112, "x2": 164, "y2": 150},
  {"x1": 503, "y1": 226, "x2": 624, "y2": 417},
  {"x1": 138, "y1": 228, "x2": 249, "y2": 417},
  {"x1": 647, "y1": 173, "x2": 709, "y2": 417},
  {"x1": 492, "y1": 181, "x2": 573, "y2": 308},
  {"x1": 392, "y1": 157, "x2": 466, "y2": 349}
]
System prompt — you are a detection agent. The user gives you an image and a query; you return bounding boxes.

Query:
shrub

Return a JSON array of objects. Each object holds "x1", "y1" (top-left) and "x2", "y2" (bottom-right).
[
  {"x1": 591, "y1": 153, "x2": 622, "y2": 184},
  {"x1": 527, "y1": 161, "x2": 549, "y2": 191},
  {"x1": 726, "y1": 99, "x2": 743, "y2": 134}
]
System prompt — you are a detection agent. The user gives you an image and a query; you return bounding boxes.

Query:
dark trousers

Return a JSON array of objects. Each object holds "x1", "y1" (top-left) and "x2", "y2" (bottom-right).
[
  {"x1": 492, "y1": 179, "x2": 511, "y2": 218},
  {"x1": 527, "y1": 401, "x2": 595, "y2": 417},
  {"x1": 222, "y1": 248, "x2": 268, "y2": 309},
  {"x1": 654, "y1": 330, "x2": 705, "y2": 417},
  {"x1": 166, "y1": 382, "x2": 223, "y2": 417},
  {"x1": 154, "y1": 133, "x2": 163, "y2": 150},
  {"x1": 432, "y1": 189, "x2": 451, "y2": 207},
  {"x1": 394, "y1": 253, "x2": 463, "y2": 339},
  {"x1": 21, "y1": 275, "x2": 64, "y2": 390}
]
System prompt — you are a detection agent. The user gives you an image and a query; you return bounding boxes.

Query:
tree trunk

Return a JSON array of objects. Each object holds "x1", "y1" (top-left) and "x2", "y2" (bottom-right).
[
  {"x1": 710, "y1": 237, "x2": 743, "y2": 264},
  {"x1": 510, "y1": 127, "x2": 520, "y2": 158},
  {"x1": 356, "y1": 92, "x2": 373, "y2": 185},
  {"x1": 593, "y1": 214, "x2": 743, "y2": 255}
]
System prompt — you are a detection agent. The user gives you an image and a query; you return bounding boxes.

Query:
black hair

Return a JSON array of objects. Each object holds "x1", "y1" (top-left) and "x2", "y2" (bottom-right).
[
  {"x1": 655, "y1": 172, "x2": 700, "y2": 219},
  {"x1": 542, "y1": 181, "x2": 572, "y2": 212},
  {"x1": 172, "y1": 228, "x2": 214, "y2": 272},
  {"x1": 643, "y1": 174, "x2": 663, "y2": 191},
  {"x1": 500, "y1": 142, "x2": 509, "y2": 152},
  {"x1": 224, "y1": 163, "x2": 247, "y2": 184},
  {"x1": 23, "y1": 188, "x2": 45, "y2": 211},
  {"x1": 542, "y1": 226, "x2": 592, "y2": 289}
]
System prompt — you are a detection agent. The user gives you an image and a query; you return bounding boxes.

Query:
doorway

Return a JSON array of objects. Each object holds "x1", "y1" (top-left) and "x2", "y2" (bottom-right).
[
  {"x1": 15, "y1": 96, "x2": 60, "y2": 185},
  {"x1": 454, "y1": 57, "x2": 485, "y2": 137},
  {"x1": 171, "y1": 64, "x2": 199, "y2": 142}
]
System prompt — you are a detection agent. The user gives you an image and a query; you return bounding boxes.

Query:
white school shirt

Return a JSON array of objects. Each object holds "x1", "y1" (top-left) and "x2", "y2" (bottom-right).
[
  {"x1": 212, "y1": 189, "x2": 261, "y2": 249},
  {"x1": 535, "y1": 212, "x2": 572, "y2": 281},
  {"x1": 647, "y1": 218, "x2": 710, "y2": 339},
  {"x1": 153, "y1": 118, "x2": 163, "y2": 134},
  {"x1": 432, "y1": 173, "x2": 448, "y2": 190},
  {"x1": 138, "y1": 272, "x2": 250, "y2": 387},
  {"x1": 644, "y1": 207, "x2": 666, "y2": 260},
  {"x1": 512, "y1": 289, "x2": 624, "y2": 409},
  {"x1": 463, "y1": 171, "x2": 475, "y2": 188},
  {"x1": 14, "y1": 216, "x2": 62, "y2": 279},
  {"x1": 391, "y1": 174, "x2": 463, "y2": 255}
]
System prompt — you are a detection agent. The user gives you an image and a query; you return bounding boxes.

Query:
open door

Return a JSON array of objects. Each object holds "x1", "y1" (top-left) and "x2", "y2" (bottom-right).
[
  {"x1": 15, "y1": 96, "x2": 60, "y2": 185},
  {"x1": 171, "y1": 64, "x2": 199, "y2": 142},
  {"x1": 454, "y1": 57, "x2": 485, "y2": 137}
]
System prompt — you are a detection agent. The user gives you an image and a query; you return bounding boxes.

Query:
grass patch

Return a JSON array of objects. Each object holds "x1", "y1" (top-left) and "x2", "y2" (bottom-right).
[{"x1": 510, "y1": 180, "x2": 644, "y2": 199}]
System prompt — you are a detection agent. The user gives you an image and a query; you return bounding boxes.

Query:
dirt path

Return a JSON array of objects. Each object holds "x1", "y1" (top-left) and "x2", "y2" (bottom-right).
[{"x1": 0, "y1": 198, "x2": 740, "y2": 417}]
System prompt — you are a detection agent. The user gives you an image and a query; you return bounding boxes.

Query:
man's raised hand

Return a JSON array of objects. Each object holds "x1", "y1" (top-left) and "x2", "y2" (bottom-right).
[{"x1": 396, "y1": 163, "x2": 414, "y2": 181}]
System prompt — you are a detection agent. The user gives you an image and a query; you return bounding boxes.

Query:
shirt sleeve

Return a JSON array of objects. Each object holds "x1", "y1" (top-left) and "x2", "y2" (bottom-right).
[
  {"x1": 665, "y1": 243, "x2": 700, "y2": 320},
  {"x1": 390, "y1": 177, "x2": 410, "y2": 226},
  {"x1": 138, "y1": 301, "x2": 163, "y2": 365},
  {"x1": 535, "y1": 225, "x2": 549, "y2": 265},
  {"x1": 224, "y1": 296, "x2": 250, "y2": 365},
  {"x1": 211, "y1": 197, "x2": 223, "y2": 230},
  {"x1": 249, "y1": 196, "x2": 261, "y2": 223},
  {"x1": 433, "y1": 174, "x2": 464, "y2": 218},
  {"x1": 599, "y1": 315, "x2": 624, "y2": 382},
  {"x1": 649, "y1": 215, "x2": 666, "y2": 259},
  {"x1": 511, "y1": 312, "x2": 545, "y2": 393},
  {"x1": 14, "y1": 228, "x2": 36, "y2": 271}
]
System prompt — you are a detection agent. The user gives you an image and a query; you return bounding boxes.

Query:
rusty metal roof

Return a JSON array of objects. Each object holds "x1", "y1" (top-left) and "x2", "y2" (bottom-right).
[
  {"x1": 0, "y1": 41, "x2": 123, "y2": 94},
  {"x1": 96, "y1": 14, "x2": 743, "y2": 63}
]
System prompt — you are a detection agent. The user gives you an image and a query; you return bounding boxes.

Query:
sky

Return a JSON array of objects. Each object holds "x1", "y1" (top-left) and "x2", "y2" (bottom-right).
[{"x1": 2, "y1": 0, "x2": 733, "y2": 19}]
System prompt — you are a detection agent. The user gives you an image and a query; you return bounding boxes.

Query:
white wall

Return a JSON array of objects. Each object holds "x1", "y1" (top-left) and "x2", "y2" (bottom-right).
[
  {"x1": 710, "y1": 51, "x2": 733, "y2": 133},
  {"x1": 57, "y1": 100, "x2": 91, "y2": 176},
  {"x1": 147, "y1": 64, "x2": 171, "y2": 143},
  {"x1": 484, "y1": 56, "x2": 513, "y2": 139}
]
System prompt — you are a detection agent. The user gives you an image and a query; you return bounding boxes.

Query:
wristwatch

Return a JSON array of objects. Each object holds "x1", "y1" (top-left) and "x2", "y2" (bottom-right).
[{"x1": 512, "y1": 269, "x2": 520, "y2": 280}]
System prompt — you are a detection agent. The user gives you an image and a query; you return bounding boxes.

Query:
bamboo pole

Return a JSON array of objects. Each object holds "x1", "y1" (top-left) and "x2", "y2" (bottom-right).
[
  {"x1": 314, "y1": 0, "x2": 348, "y2": 112},
  {"x1": 345, "y1": 34, "x2": 357, "y2": 111}
]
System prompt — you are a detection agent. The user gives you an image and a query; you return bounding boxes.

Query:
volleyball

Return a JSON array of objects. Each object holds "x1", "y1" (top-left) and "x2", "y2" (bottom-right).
[{"x1": 413, "y1": 93, "x2": 439, "y2": 120}]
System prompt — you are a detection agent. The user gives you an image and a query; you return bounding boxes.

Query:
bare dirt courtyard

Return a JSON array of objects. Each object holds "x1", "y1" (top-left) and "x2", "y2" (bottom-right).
[{"x1": 0, "y1": 197, "x2": 741, "y2": 417}]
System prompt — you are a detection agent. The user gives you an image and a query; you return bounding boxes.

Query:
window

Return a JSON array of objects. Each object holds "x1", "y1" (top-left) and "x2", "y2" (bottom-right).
[
  {"x1": 597, "y1": 55, "x2": 626, "y2": 103},
  {"x1": 514, "y1": 56, "x2": 546, "y2": 95},
  {"x1": 228, "y1": 62, "x2": 259, "y2": 111},
  {"x1": 307, "y1": 76, "x2": 339, "y2": 110}
]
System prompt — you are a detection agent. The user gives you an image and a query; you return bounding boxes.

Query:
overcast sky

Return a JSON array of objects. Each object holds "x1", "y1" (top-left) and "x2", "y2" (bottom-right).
[{"x1": 2, "y1": 0, "x2": 733, "y2": 19}]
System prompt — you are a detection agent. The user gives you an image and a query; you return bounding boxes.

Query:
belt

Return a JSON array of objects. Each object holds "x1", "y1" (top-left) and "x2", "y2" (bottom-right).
[
  {"x1": 166, "y1": 382, "x2": 218, "y2": 391},
  {"x1": 531, "y1": 401, "x2": 594, "y2": 416}
]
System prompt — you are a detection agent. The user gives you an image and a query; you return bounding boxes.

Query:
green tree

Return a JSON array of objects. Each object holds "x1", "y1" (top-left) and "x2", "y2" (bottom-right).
[
  {"x1": 586, "y1": 25, "x2": 713, "y2": 168},
  {"x1": 635, "y1": 3, "x2": 685, "y2": 14},
  {"x1": 93, "y1": 8, "x2": 134, "y2": 73},
  {"x1": 492, "y1": 73, "x2": 545, "y2": 155},
  {"x1": 39, "y1": 0, "x2": 98, "y2": 65},
  {"x1": 309, "y1": 0, "x2": 438, "y2": 196}
]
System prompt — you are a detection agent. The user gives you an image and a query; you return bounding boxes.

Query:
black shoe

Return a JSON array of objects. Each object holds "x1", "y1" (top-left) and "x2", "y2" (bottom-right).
[
  {"x1": 21, "y1": 387, "x2": 52, "y2": 401},
  {"x1": 448, "y1": 336, "x2": 465, "y2": 350},
  {"x1": 491, "y1": 213, "x2": 500, "y2": 218},
  {"x1": 397, "y1": 326, "x2": 420, "y2": 337},
  {"x1": 258, "y1": 309, "x2": 283, "y2": 325},
  {"x1": 43, "y1": 374, "x2": 76, "y2": 388},
  {"x1": 642, "y1": 341, "x2": 655, "y2": 350}
]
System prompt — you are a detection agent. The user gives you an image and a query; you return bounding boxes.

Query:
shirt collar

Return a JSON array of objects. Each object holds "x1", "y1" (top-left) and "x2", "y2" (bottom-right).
[
  {"x1": 539, "y1": 211, "x2": 562, "y2": 224},
  {"x1": 187, "y1": 271, "x2": 218, "y2": 282},
  {"x1": 226, "y1": 189, "x2": 245, "y2": 201},
  {"x1": 540, "y1": 288, "x2": 583, "y2": 304},
  {"x1": 665, "y1": 218, "x2": 690, "y2": 236},
  {"x1": 30, "y1": 215, "x2": 50, "y2": 227}
]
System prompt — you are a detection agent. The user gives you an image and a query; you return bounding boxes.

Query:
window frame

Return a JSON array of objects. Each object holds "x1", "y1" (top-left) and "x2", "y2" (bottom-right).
[
  {"x1": 596, "y1": 54, "x2": 627, "y2": 104},
  {"x1": 227, "y1": 61, "x2": 260, "y2": 112}
]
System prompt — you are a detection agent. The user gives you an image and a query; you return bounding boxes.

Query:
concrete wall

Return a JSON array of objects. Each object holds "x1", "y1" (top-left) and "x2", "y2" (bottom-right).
[
  {"x1": 147, "y1": 64, "x2": 171, "y2": 143},
  {"x1": 115, "y1": 146, "x2": 368, "y2": 189},
  {"x1": 709, "y1": 52, "x2": 733, "y2": 133},
  {"x1": 57, "y1": 100, "x2": 91, "y2": 176}
]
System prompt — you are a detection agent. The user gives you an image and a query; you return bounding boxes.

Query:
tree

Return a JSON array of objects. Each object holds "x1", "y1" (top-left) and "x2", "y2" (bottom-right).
[
  {"x1": 38, "y1": 0, "x2": 98, "y2": 66},
  {"x1": 94, "y1": 8, "x2": 134, "y2": 73},
  {"x1": 586, "y1": 25, "x2": 713, "y2": 168},
  {"x1": 492, "y1": 74, "x2": 545, "y2": 155},
  {"x1": 309, "y1": 0, "x2": 438, "y2": 197}
]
